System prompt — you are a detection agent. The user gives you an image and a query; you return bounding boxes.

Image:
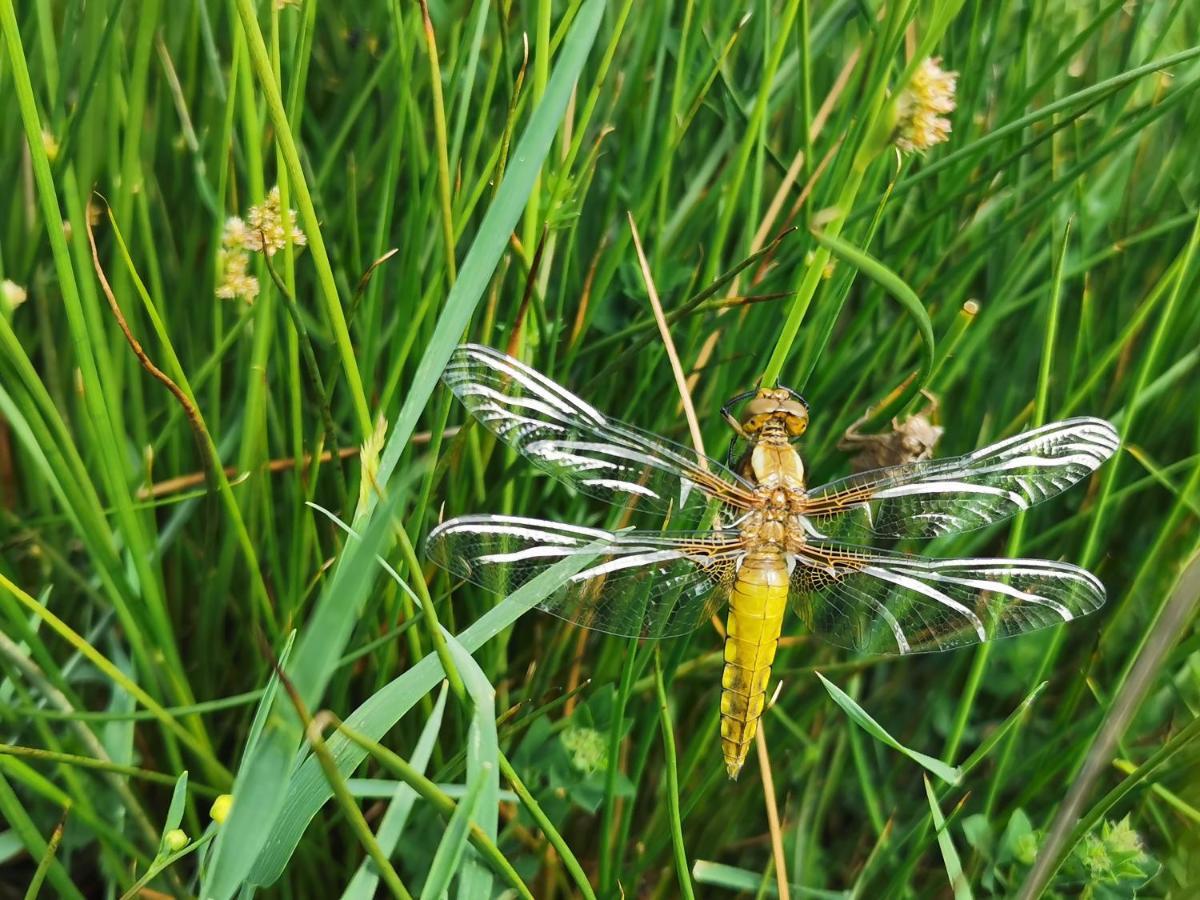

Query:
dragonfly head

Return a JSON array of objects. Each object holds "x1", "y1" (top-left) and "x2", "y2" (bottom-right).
[{"x1": 738, "y1": 387, "x2": 809, "y2": 439}]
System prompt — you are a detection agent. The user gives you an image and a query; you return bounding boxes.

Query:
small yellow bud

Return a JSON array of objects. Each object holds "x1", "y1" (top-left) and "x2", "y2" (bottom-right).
[
  {"x1": 210, "y1": 793, "x2": 234, "y2": 824},
  {"x1": 164, "y1": 829, "x2": 189, "y2": 852},
  {"x1": 42, "y1": 130, "x2": 59, "y2": 162}
]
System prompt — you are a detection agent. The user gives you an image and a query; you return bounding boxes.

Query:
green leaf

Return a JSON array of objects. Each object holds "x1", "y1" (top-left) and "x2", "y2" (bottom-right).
[
  {"x1": 809, "y1": 229, "x2": 934, "y2": 425},
  {"x1": 340, "y1": 683, "x2": 450, "y2": 900},
  {"x1": 0, "y1": 769, "x2": 85, "y2": 900},
  {"x1": 440, "y1": 628, "x2": 498, "y2": 899},
  {"x1": 816, "y1": 672, "x2": 962, "y2": 786},
  {"x1": 959, "y1": 682, "x2": 1047, "y2": 777},
  {"x1": 421, "y1": 761, "x2": 487, "y2": 900},
  {"x1": 200, "y1": 631, "x2": 297, "y2": 900},
  {"x1": 924, "y1": 775, "x2": 972, "y2": 900},
  {"x1": 374, "y1": 0, "x2": 607, "y2": 490},
  {"x1": 249, "y1": 547, "x2": 603, "y2": 885},
  {"x1": 156, "y1": 771, "x2": 189, "y2": 857},
  {"x1": 691, "y1": 860, "x2": 851, "y2": 898}
]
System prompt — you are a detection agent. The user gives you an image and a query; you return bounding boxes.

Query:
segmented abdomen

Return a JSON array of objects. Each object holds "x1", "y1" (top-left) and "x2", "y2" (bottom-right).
[{"x1": 720, "y1": 551, "x2": 789, "y2": 779}]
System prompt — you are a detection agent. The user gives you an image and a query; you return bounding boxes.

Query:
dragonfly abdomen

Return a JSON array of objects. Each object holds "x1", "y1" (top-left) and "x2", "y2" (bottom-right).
[{"x1": 720, "y1": 550, "x2": 789, "y2": 780}]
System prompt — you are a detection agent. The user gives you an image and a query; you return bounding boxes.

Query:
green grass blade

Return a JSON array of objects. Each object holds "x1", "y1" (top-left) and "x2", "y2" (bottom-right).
[
  {"x1": 199, "y1": 632, "x2": 297, "y2": 900},
  {"x1": 420, "y1": 763, "x2": 487, "y2": 900},
  {"x1": 374, "y1": 0, "x2": 606, "y2": 490},
  {"x1": 923, "y1": 775, "x2": 972, "y2": 900},
  {"x1": 341, "y1": 683, "x2": 450, "y2": 900},
  {"x1": 817, "y1": 672, "x2": 961, "y2": 786},
  {"x1": 439, "y1": 628, "x2": 498, "y2": 899},
  {"x1": 248, "y1": 547, "x2": 602, "y2": 884}
]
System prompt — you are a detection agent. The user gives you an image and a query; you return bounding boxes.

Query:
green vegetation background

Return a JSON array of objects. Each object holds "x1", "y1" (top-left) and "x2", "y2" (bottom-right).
[{"x1": 0, "y1": 1, "x2": 1197, "y2": 897}]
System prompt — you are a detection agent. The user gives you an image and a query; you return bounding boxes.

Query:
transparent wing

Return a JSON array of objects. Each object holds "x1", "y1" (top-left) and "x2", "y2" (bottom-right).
[
  {"x1": 425, "y1": 514, "x2": 744, "y2": 638},
  {"x1": 444, "y1": 344, "x2": 758, "y2": 520},
  {"x1": 803, "y1": 418, "x2": 1118, "y2": 540},
  {"x1": 790, "y1": 541, "x2": 1106, "y2": 655}
]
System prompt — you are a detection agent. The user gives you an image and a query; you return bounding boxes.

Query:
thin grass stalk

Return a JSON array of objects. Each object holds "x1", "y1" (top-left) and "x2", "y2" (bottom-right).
[
  {"x1": 654, "y1": 648, "x2": 695, "y2": 900},
  {"x1": 418, "y1": 0, "x2": 457, "y2": 285},
  {"x1": 0, "y1": 573, "x2": 228, "y2": 778},
  {"x1": 943, "y1": 223, "x2": 1070, "y2": 764},
  {"x1": 230, "y1": 0, "x2": 372, "y2": 436}
]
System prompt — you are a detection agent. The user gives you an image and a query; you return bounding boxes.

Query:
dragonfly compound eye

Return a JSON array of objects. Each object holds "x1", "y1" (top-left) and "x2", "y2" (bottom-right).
[{"x1": 785, "y1": 412, "x2": 809, "y2": 437}]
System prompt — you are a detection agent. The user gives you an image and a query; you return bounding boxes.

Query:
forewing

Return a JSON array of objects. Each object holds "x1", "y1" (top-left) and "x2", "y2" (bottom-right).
[
  {"x1": 444, "y1": 344, "x2": 758, "y2": 521},
  {"x1": 803, "y1": 418, "x2": 1118, "y2": 540},
  {"x1": 790, "y1": 541, "x2": 1105, "y2": 655},
  {"x1": 425, "y1": 514, "x2": 742, "y2": 638}
]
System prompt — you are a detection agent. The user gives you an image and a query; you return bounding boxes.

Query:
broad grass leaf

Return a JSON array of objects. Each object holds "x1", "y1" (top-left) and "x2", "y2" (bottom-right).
[
  {"x1": 340, "y1": 683, "x2": 450, "y2": 900},
  {"x1": 199, "y1": 631, "x2": 297, "y2": 900},
  {"x1": 816, "y1": 672, "x2": 962, "y2": 786},
  {"x1": 249, "y1": 548, "x2": 601, "y2": 884},
  {"x1": 440, "y1": 627, "x2": 498, "y2": 899},
  {"x1": 924, "y1": 775, "x2": 973, "y2": 900}
]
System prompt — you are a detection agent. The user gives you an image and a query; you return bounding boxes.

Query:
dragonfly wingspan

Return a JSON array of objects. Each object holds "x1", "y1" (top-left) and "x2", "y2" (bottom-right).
[
  {"x1": 789, "y1": 540, "x2": 1106, "y2": 655},
  {"x1": 444, "y1": 344, "x2": 758, "y2": 520},
  {"x1": 802, "y1": 417, "x2": 1118, "y2": 540},
  {"x1": 426, "y1": 514, "x2": 743, "y2": 638}
]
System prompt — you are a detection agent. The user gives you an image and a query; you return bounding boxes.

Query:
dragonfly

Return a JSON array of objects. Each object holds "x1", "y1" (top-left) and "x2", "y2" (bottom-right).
[{"x1": 426, "y1": 344, "x2": 1118, "y2": 779}]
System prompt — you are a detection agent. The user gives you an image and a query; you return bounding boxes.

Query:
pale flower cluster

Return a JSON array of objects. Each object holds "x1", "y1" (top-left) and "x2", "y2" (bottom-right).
[
  {"x1": 894, "y1": 57, "x2": 957, "y2": 154},
  {"x1": 243, "y1": 186, "x2": 308, "y2": 257},
  {"x1": 216, "y1": 186, "x2": 307, "y2": 303},
  {"x1": 216, "y1": 218, "x2": 260, "y2": 303},
  {"x1": 1, "y1": 279, "x2": 27, "y2": 313}
]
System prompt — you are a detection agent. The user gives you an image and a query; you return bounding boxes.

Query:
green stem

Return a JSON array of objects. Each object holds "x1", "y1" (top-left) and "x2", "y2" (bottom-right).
[
  {"x1": 393, "y1": 526, "x2": 467, "y2": 703},
  {"x1": 499, "y1": 752, "x2": 598, "y2": 900},
  {"x1": 761, "y1": 164, "x2": 868, "y2": 386},
  {"x1": 419, "y1": 0, "x2": 457, "y2": 284},
  {"x1": 336, "y1": 724, "x2": 535, "y2": 899},
  {"x1": 599, "y1": 639, "x2": 640, "y2": 896},
  {"x1": 230, "y1": 0, "x2": 373, "y2": 437},
  {"x1": 654, "y1": 648, "x2": 695, "y2": 900}
]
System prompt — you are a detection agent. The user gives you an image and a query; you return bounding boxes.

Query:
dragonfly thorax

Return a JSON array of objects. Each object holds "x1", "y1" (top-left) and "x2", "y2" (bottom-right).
[
  {"x1": 747, "y1": 440, "x2": 806, "y2": 490},
  {"x1": 739, "y1": 487, "x2": 810, "y2": 549}
]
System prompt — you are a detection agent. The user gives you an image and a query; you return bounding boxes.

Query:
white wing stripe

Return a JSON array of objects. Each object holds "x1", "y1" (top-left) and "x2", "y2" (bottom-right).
[
  {"x1": 478, "y1": 546, "x2": 586, "y2": 564},
  {"x1": 459, "y1": 345, "x2": 607, "y2": 423},
  {"x1": 452, "y1": 348, "x2": 574, "y2": 415},
  {"x1": 913, "y1": 572, "x2": 1074, "y2": 621},
  {"x1": 872, "y1": 481, "x2": 1030, "y2": 509},
  {"x1": 961, "y1": 453, "x2": 1110, "y2": 476},
  {"x1": 430, "y1": 515, "x2": 612, "y2": 540},
  {"x1": 543, "y1": 439, "x2": 677, "y2": 471},
  {"x1": 862, "y1": 565, "x2": 988, "y2": 642},
  {"x1": 570, "y1": 550, "x2": 691, "y2": 582},
  {"x1": 867, "y1": 596, "x2": 912, "y2": 654},
  {"x1": 460, "y1": 384, "x2": 579, "y2": 426},
  {"x1": 475, "y1": 345, "x2": 609, "y2": 424},
  {"x1": 964, "y1": 418, "x2": 1117, "y2": 461},
  {"x1": 580, "y1": 478, "x2": 660, "y2": 498},
  {"x1": 432, "y1": 524, "x2": 582, "y2": 544},
  {"x1": 887, "y1": 557, "x2": 1104, "y2": 594}
]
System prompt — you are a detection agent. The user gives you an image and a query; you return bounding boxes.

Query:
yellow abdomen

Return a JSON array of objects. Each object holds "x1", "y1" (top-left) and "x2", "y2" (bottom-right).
[{"x1": 720, "y1": 551, "x2": 789, "y2": 779}]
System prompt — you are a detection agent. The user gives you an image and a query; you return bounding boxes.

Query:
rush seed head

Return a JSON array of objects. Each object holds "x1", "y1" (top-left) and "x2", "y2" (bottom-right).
[
  {"x1": 894, "y1": 57, "x2": 958, "y2": 154},
  {"x1": 244, "y1": 186, "x2": 308, "y2": 257}
]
